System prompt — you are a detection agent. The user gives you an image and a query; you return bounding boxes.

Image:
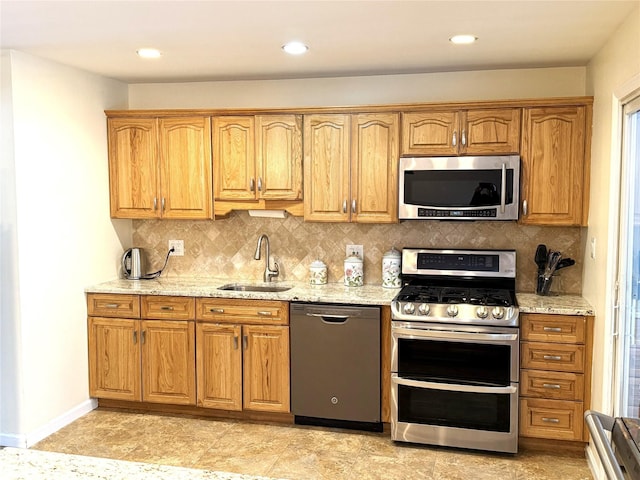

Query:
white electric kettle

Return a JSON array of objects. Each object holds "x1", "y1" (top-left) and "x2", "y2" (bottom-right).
[{"x1": 122, "y1": 248, "x2": 146, "y2": 280}]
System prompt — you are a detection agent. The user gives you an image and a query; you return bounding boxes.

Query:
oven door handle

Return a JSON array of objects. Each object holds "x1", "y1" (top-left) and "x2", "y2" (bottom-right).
[
  {"x1": 392, "y1": 327, "x2": 518, "y2": 342},
  {"x1": 391, "y1": 374, "x2": 517, "y2": 395}
]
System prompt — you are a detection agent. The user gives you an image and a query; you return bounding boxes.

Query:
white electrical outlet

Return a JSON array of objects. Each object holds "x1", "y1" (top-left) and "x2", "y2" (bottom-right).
[
  {"x1": 168, "y1": 239, "x2": 184, "y2": 256},
  {"x1": 346, "y1": 244, "x2": 364, "y2": 259}
]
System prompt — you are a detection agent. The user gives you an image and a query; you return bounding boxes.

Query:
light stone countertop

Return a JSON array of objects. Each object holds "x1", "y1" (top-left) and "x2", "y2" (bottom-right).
[{"x1": 86, "y1": 277, "x2": 594, "y2": 315}]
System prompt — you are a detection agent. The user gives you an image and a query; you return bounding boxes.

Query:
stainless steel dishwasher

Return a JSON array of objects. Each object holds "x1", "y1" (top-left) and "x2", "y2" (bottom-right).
[{"x1": 290, "y1": 302, "x2": 381, "y2": 431}]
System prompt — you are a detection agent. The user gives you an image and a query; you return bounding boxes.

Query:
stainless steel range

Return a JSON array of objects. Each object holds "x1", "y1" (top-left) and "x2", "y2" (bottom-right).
[{"x1": 390, "y1": 248, "x2": 520, "y2": 454}]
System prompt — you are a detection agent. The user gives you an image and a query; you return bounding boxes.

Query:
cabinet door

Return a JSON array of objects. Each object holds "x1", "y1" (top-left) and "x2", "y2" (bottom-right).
[
  {"x1": 520, "y1": 106, "x2": 588, "y2": 226},
  {"x1": 303, "y1": 114, "x2": 351, "y2": 222},
  {"x1": 196, "y1": 323, "x2": 242, "y2": 410},
  {"x1": 256, "y1": 115, "x2": 303, "y2": 200},
  {"x1": 213, "y1": 116, "x2": 256, "y2": 201},
  {"x1": 88, "y1": 317, "x2": 141, "y2": 401},
  {"x1": 401, "y1": 111, "x2": 458, "y2": 155},
  {"x1": 107, "y1": 118, "x2": 159, "y2": 219},
  {"x1": 351, "y1": 113, "x2": 399, "y2": 223},
  {"x1": 243, "y1": 325, "x2": 290, "y2": 413},
  {"x1": 461, "y1": 108, "x2": 521, "y2": 155},
  {"x1": 141, "y1": 320, "x2": 196, "y2": 405},
  {"x1": 158, "y1": 117, "x2": 213, "y2": 219}
]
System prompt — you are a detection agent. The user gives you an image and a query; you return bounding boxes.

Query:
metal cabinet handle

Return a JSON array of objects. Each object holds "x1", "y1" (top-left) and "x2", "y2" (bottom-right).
[
  {"x1": 342, "y1": 200, "x2": 347, "y2": 213},
  {"x1": 543, "y1": 326, "x2": 562, "y2": 332},
  {"x1": 141, "y1": 330, "x2": 146, "y2": 344},
  {"x1": 257, "y1": 177, "x2": 263, "y2": 192},
  {"x1": 243, "y1": 335, "x2": 248, "y2": 350},
  {"x1": 452, "y1": 130, "x2": 457, "y2": 147},
  {"x1": 160, "y1": 306, "x2": 174, "y2": 311},
  {"x1": 543, "y1": 355, "x2": 562, "y2": 361},
  {"x1": 523, "y1": 199, "x2": 528, "y2": 216},
  {"x1": 542, "y1": 417, "x2": 560, "y2": 424},
  {"x1": 209, "y1": 308, "x2": 225, "y2": 313},
  {"x1": 461, "y1": 129, "x2": 467, "y2": 146},
  {"x1": 105, "y1": 303, "x2": 119, "y2": 309},
  {"x1": 133, "y1": 331, "x2": 137, "y2": 344},
  {"x1": 257, "y1": 311, "x2": 273, "y2": 316},
  {"x1": 543, "y1": 383, "x2": 562, "y2": 389},
  {"x1": 250, "y1": 178, "x2": 255, "y2": 192},
  {"x1": 352, "y1": 199, "x2": 356, "y2": 213},
  {"x1": 161, "y1": 197, "x2": 166, "y2": 212},
  {"x1": 153, "y1": 197, "x2": 157, "y2": 211},
  {"x1": 233, "y1": 335, "x2": 239, "y2": 350}
]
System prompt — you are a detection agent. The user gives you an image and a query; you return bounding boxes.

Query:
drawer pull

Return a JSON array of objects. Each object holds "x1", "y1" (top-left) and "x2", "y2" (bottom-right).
[
  {"x1": 160, "y1": 306, "x2": 174, "y2": 311},
  {"x1": 209, "y1": 308, "x2": 225, "y2": 313},
  {"x1": 543, "y1": 383, "x2": 562, "y2": 389},
  {"x1": 543, "y1": 355, "x2": 562, "y2": 361},
  {"x1": 105, "y1": 303, "x2": 120, "y2": 308},
  {"x1": 542, "y1": 417, "x2": 560, "y2": 424},
  {"x1": 543, "y1": 326, "x2": 562, "y2": 332},
  {"x1": 257, "y1": 311, "x2": 273, "y2": 316}
]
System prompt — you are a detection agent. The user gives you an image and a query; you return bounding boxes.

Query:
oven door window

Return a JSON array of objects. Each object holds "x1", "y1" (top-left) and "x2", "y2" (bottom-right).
[
  {"x1": 403, "y1": 169, "x2": 514, "y2": 207},
  {"x1": 398, "y1": 338, "x2": 512, "y2": 386},
  {"x1": 397, "y1": 383, "x2": 512, "y2": 432}
]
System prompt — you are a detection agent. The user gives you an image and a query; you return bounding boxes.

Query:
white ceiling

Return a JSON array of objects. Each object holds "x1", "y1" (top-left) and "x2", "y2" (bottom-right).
[{"x1": 1, "y1": 0, "x2": 638, "y2": 84}]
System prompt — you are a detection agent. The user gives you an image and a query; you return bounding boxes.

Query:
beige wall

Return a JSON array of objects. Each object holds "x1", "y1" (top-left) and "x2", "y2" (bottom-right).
[{"x1": 585, "y1": 6, "x2": 640, "y2": 416}]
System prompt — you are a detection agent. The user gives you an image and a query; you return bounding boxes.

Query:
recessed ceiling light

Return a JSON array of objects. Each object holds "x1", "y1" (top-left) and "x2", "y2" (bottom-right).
[
  {"x1": 282, "y1": 41, "x2": 309, "y2": 55},
  {"x1": 136, "y1": 48, "x2": 162, "y2": 59},
  {"x1": 449, "y1": 35, "x2": 478, "y2": 45}
]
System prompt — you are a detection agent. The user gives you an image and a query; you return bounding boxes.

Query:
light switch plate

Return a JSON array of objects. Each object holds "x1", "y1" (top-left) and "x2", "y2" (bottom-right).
[
  {"x1": 169, "y1": 239, "x2": 184, "y2": 256},
  {"x1": 346, "y1": 244, "x2": 363, "y2": 259}
]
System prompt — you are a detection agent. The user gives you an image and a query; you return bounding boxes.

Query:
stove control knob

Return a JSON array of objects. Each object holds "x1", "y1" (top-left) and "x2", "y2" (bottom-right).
[
  {"x1": 446, "y1": 305, "x2": 459, "y2": 317},
  {"x1": 418, "y1": 303, "x2": 430, "y2": 315},
  {"x1": 403, "y1": 303, "x2": 416, "y2": 315},
  {"x1": 492, "y1": 306, "x2": 505, "y2": 320},
  {"x1": 476, "y1": 306, "x2": 489, "y2": 319}
]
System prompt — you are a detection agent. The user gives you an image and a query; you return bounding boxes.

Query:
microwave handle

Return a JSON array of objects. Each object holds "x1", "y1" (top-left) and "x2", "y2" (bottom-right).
[{"x1": 500, "y1": 163, "x2": 507, "y2": 214}]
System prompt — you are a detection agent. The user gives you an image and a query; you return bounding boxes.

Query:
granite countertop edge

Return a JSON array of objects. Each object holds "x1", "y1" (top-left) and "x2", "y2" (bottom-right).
[{"x1": 85, "y1": 277, "x2": 595, "y2": 316}]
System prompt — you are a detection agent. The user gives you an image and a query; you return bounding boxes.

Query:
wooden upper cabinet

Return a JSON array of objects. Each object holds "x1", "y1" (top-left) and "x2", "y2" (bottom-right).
[
  {"x1": 108, "y1": 118, "x2": 159, "y2": 218},
  {"x1": 520, "y1": 106, "x2": 590, "y2": 226},
  {"x1": 107, "y1": 116, "x2": 212, "y2": 219},
  {"x1": 304, "y1": 113, "x2": 399, "y2": 223},
  {"x1": 401, "y1": 108, "x2": 521, "y2": 156},
  {"x1": 351, "y1": 113, "x2": 399, "y2": 223},
  {"x1": 213, "y1": 115, "x2": 302, "y2": 201},
  {"x1": 303, "y1": 114, "x2": 351, "y2": 222},
  {"x1": 158, "y1": 117, "x2": 213, "y2": 219}
]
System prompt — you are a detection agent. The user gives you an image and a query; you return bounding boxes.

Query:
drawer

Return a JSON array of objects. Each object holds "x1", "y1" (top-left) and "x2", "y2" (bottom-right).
[
  {"x1": 141, "y1": 295, "x2": 195, "y2": 320},
  {"x1": 521, "y1": 314, "x2": 586, "y2": 343},
  {"x1": 87, "y1": 293, "x2": 140, "y2": 318},
  {"x1": 521, "y1": 342, "x2": 585, "y2": 372},
  {"x1": 520, "y1": 398, "x2": 584, "y2": 441},
  {"x1": 520, "y1": 370, "x2": 584, "y2": 401},
  {"x1": 196, "y1": 298, "x2": 289, "y2": 325}
]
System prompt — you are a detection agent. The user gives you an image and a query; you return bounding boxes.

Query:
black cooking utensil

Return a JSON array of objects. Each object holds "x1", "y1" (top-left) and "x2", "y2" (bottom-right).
[
  {"x1": 555, "y1": 258, "x2": 576, "y2": 270},
  {"x1": 534, "y1": 245, "x2": 548, "y2": 293}
]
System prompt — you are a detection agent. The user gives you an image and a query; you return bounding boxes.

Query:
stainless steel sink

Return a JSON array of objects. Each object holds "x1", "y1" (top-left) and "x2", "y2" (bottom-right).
[{"x1": 217, "y1": 283, "x2": 292, "y2": 293}]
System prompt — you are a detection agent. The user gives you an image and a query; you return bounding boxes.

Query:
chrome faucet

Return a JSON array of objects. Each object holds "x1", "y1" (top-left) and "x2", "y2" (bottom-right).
[{"x1": 254, "y1": 234, "x2": 279, "y2": 282}]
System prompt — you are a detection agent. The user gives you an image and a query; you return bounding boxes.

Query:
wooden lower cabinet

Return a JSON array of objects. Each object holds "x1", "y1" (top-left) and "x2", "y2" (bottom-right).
[
  {"x1": 195, "y1": 298, "x2": 290, "y2": 414},
  {"x1": 519, "y1": 313, "x2": 593, "y2": 442}
]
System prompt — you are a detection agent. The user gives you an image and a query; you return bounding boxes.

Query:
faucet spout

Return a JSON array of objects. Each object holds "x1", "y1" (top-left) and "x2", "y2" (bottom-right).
[{"x1": 254, "y1": 234, "x2": 279, "y2": 282}]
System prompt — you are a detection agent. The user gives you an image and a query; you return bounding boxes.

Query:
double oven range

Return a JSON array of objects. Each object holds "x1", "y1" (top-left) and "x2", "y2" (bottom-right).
[{"x1": 391, "y1": 248, "x2": 520, "y2": 454}]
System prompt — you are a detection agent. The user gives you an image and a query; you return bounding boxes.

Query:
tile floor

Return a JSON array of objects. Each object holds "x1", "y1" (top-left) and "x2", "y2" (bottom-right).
[{"x1": 32, "y1": 409, "x2": 593, "y2": 479}]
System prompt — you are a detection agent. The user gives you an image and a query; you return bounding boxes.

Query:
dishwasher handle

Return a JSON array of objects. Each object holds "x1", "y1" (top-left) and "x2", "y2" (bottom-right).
[{"x1": 306, "y1": 313, "x2": 349, "y2": 323}]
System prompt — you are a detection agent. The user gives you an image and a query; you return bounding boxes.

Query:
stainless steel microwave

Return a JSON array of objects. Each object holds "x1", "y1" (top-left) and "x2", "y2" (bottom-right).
[{"x1": 398, "y1": 155, "x2": 520, "y2": 221}]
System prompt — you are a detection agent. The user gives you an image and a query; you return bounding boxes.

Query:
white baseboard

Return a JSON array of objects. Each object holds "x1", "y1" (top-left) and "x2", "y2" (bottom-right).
[{"x1": 0, "y1": 398, "x2": 97, "y2": 448}]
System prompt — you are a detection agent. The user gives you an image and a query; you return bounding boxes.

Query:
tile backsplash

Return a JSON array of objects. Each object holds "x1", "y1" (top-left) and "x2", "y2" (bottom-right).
[{"x1": 133, "y1": 212, "x2": 585, "y2": 294}]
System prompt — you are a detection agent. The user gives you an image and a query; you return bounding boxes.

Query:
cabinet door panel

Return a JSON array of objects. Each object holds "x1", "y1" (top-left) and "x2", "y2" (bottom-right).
[
  {"x1": 88, "y1": 317, "x2": 141, "y2": 401},
  {"x1": 521, "y1": 106, "x2": 587, "y2": 225},
  {"x1": 108, "y1": 118, "x2": 159, "y2": 218},
  {"x1": 243, "y1": 325, "x2": 290, "y2": 412},
  {"x1": 462, "y1": 108, "x2": 521, "y2": 154},
  {"x1": 351, "y1": 113, "x2": 399, "y2": 223},
  {"x1": 196, "y1": 323, "x2": 242, "y2": 410},
  {"x1": 401, "y1": 112, "x2": 458, "y2": 155},
  {"x1": 214, "y1": 116, "x2": 256, "y2": 200},
  {"x1": 141, "y1": 320, "x2": 196, "y2": 405},
  {"x1": 256, "y1": 115, "x2": 303, "y2": 200},
  {"x1": 159, "y1": 117, "x2": 213, "y2": 219},
  {"x1": 303, "y1": 115, "x2": 351, "y2": 222}
]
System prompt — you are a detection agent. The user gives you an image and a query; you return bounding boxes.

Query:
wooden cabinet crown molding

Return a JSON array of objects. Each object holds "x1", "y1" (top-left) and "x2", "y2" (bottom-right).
[{"x1": 104, "y1": 96, "x2": 593, "y2": 118}]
